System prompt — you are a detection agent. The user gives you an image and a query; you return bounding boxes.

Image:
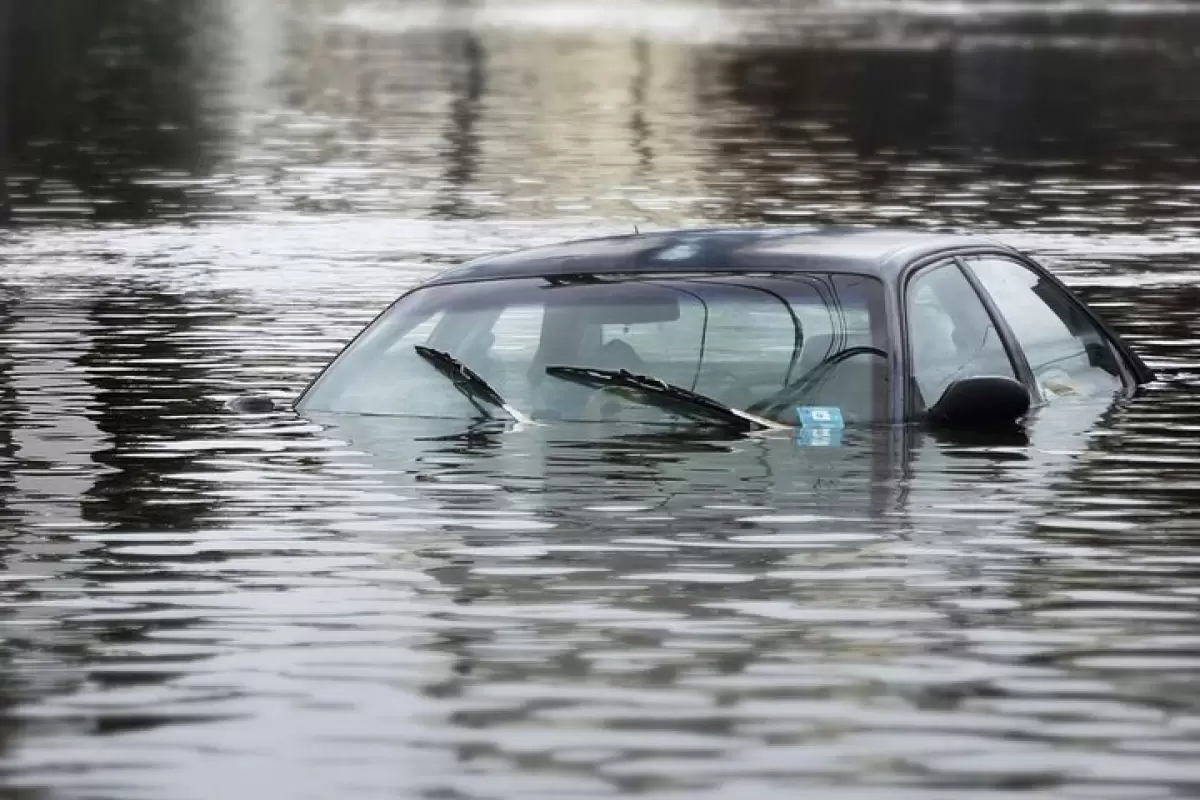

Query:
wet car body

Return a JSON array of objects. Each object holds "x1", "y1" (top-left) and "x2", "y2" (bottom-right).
[{"x1": 294, "y1": 227, "x2": 1153, "y2": 433}]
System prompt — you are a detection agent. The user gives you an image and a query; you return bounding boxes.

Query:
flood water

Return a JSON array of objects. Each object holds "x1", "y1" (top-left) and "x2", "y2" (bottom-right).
[{"x1": 4, "y1": 1, "x2": 1200, "y2": 797}]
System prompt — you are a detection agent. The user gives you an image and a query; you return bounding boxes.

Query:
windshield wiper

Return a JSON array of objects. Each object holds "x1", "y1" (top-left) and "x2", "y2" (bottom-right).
[
  {"x1": 545, "y1": 366, "x2": 784, "y2": 432},
  {"x1": 414, "y1": 345, "x2": 532, "y2": 425}
]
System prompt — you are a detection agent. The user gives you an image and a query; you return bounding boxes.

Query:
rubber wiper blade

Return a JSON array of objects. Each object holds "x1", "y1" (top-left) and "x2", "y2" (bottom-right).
[
  {"x1": 545, "y1": 366, "x2": 784, "y2": 432},
  {"x1": 415, "y1": 345, "x2": 531, "y2": 425}
]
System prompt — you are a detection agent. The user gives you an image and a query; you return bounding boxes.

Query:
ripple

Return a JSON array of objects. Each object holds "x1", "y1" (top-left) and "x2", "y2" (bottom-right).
[{"x1": 3, "y1": 2, "x2": 1200, "y2": 798}]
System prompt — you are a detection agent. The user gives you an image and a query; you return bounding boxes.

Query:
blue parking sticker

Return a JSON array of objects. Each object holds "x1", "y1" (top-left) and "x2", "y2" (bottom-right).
[
  {"x1": 796, "y1": 406, "x2": 845, "y2": 429},
  {"x1": 795, "y1": 406, "x2": 844, "y2": 447}
]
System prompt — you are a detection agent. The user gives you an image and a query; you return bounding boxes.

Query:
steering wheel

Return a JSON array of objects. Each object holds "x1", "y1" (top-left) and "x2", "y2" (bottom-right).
[{"x1": 745, "y1": 346, "x2": 888, "y2": 418}]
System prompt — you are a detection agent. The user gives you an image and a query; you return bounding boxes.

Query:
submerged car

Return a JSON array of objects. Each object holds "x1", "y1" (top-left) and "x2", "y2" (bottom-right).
[{"x1": 292, "y1": 228, "x2": 1153, "y2": 433}]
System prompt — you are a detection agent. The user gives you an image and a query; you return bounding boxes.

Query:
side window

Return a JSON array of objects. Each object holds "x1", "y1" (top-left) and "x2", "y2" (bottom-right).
[
  {"x1": 965, "y1": 257, "x2": 1124, "y2": 399},
  {"x1": 906, "y1": 261, "x2": 1016, "y2": 409}
]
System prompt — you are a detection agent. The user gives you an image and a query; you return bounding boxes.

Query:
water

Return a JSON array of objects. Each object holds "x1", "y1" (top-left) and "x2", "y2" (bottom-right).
[{"x1": 3, "y1": 1, "x2": 1200, "y2": 797}]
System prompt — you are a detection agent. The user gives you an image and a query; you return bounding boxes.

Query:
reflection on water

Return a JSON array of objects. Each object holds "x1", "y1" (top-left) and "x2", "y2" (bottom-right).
[{"x1": 3, "y1": 1, "x2": 1200, "y2": 798}]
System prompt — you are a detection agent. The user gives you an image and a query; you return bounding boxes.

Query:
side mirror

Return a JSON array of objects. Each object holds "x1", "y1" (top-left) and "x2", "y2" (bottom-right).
[{"x1": 926, "y1": 375, "x2": 1030, "y2": 430}]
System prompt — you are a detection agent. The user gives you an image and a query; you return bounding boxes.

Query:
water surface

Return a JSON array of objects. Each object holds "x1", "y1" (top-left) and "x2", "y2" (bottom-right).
[{"x1": 3, "y1": 1, "x2": 1200, "y2": 798}]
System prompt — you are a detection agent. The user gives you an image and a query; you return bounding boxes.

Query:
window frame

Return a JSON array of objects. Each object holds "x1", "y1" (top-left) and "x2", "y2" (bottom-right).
[
  {"x1": 897, "y1": 247, "x2": 1149, "y2": 421},
  {"x1": 899, "y1": 256, "x2": 1030, "y2": 419}
]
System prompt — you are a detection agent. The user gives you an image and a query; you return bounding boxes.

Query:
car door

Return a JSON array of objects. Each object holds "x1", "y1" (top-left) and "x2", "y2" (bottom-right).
[
  {"x1": 960, "y1": 255, "x2": 1131, "y2": 401},
  {"x1": 903, "y1": 258, "x2": 1022, "y2": 417}
]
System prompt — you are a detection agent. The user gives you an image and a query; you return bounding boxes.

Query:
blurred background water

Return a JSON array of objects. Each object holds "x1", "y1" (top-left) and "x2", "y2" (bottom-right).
[{"x1": 3, "y1": 1, "x2": 1200, "y2": 798}]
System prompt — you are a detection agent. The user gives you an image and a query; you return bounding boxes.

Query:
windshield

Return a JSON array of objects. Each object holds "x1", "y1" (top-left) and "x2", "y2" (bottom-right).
[{"x1": 297, "y1": 274, "x2": 890, "y2": 426}]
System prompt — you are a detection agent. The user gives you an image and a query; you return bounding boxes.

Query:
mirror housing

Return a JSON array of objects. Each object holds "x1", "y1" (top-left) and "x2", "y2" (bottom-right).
[{"x1": 926, "y1": 375, "x2": 1030, "y2": 430}]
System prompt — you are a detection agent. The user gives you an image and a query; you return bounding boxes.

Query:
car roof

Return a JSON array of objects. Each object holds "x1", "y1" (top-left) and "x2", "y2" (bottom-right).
[{"x1": 424, "y1": 226, "x2": 1016, "y2": 286}]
